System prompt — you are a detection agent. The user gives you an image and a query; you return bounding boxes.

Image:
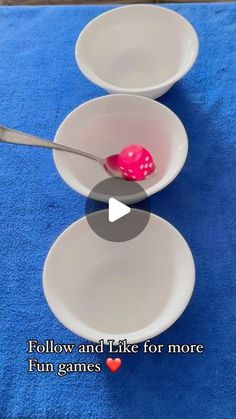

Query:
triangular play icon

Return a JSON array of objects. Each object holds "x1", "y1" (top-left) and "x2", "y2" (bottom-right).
[{"x1": 108, "y1": 197, "x2": 131, "y2": 223}]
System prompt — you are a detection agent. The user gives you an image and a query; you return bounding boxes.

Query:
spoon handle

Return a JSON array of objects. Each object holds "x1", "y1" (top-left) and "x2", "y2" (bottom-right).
[{"x1": 0, "y1": 125, "x2": 100, "y2": 162}]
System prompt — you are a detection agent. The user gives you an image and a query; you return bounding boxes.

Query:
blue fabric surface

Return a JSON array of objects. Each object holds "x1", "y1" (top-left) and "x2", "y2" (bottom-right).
[{"x1": 0, "y1": 3, "x2": 235, "y2": 418}]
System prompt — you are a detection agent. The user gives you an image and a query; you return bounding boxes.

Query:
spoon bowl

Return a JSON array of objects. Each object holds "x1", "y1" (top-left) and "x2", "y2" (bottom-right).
[{"x1": 103, "y1": 154, "x2": 120, "y2": 177}]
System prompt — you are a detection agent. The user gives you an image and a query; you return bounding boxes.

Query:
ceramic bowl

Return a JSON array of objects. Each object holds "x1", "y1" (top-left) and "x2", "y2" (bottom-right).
[
  {"x1": 43, "y1": 211, "x2": 195, "y2": 344},
  {"x1": 75, "y1": 5, "x2": 199, "y2": 99},
  {"x1": 53, "y1": 94, "x2": 188, "y2": 203}
]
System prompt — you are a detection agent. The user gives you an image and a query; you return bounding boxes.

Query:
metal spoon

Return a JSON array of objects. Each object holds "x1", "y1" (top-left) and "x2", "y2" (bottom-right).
[{"x1": 0, "y1": 125, "x2": 120, "y2": 177}]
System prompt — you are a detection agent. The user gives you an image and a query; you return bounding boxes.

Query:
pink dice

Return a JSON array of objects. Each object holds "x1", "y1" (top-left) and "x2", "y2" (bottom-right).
[{"x1": 117, "y1": 144, "x2": 156, "y2": 181}]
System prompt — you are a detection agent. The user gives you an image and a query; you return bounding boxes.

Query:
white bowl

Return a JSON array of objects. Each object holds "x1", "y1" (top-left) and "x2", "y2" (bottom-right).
[
  {"x1": 53, "y1": 94, "x2": 188, "y2": 203},
  {"x1": 43, "y1": 211, "x2": 195, "y2": 344},
  {"x1": 75, "y1": 5, "x2": 199, "y2": 99}
]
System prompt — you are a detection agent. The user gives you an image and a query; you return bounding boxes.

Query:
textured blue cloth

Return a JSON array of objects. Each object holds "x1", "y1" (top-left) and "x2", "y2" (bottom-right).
[{"x1": 0, "y1": 3, "x2": 235, "y2": 418}]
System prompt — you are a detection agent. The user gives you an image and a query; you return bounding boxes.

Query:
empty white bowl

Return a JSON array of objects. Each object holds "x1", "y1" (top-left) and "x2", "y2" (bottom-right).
[
  {"x1": 75, "y1": 5, "x2": 199, "y2": 99},
  {"x1": 53, "y1": 94, "x2": 188, "y2": 203},
  {"x1": 43, "y1": 211, "x2": 195, "y2": 344}
]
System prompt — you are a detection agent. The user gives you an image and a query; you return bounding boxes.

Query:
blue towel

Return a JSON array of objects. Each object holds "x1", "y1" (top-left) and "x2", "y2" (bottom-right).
[{"x1": 0, "y1": 3, "x2": 235, "y2": 418}]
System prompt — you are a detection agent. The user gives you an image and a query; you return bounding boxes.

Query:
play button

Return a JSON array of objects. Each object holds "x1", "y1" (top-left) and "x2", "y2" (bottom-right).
[
  {"x1": 85, "y1": 178, "x2": 151, "y2": 242},
  {"x1": 108, "y1": 198, "x2": 131, "y2": 222}
]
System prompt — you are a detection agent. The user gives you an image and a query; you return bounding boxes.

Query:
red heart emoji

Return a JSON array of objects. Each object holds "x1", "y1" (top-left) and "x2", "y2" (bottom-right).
[{"x1": 106, "y1": 358, "x2": 121, "y2": 373}]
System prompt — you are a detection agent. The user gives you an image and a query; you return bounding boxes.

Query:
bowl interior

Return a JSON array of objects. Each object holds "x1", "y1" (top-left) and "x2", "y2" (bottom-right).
[
  {"x1": 54, "y1": 95, "x2": 188, "y2": 201},
  {"x1": 43, "y1": 212, "x2": 195, "y2": 343},
  {"x1": 76, "y1": 5, "x2": 198, "y2": 89}
]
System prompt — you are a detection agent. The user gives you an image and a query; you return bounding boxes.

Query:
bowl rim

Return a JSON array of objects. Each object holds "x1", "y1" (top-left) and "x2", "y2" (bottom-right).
[
  {"x1": 75, "y1": 4, "x2": 199, "y2": 93},
  {"x1": 43, "y1": 210, "x2": 195, "y2": 344},
  {"x1": 53, "y1": 94, "x2": 189, "y2": 200}
]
